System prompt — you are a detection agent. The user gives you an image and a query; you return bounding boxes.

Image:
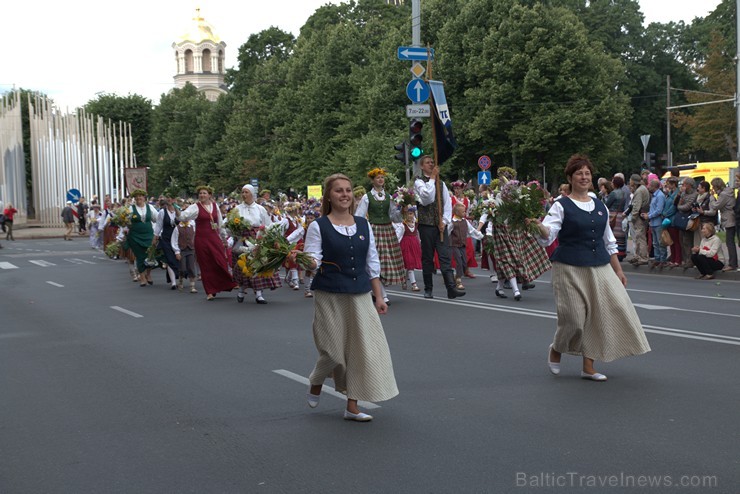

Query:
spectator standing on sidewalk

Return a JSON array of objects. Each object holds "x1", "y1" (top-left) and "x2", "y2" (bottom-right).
[
  {"x1": 3, "y1": 202, "x2": 18, "y2": 241},
  {"x1": 628, "y1": 174, "x2": 650, "y2": 265},
  {"x1": 676, "y1": 178, "x2": 699, "y2": 268},
  {"x1": 709, "y1": 178, "x2": 737, "y2": 272},
  {"x1": 643, "y1": 179, "x2": 666, "y2": 268},
  {"x1": 662, "y1": 177, "x2": 681, "y2": 267},
  {"x1": 61, "y1": 201, "x2": 76, "y2": 240}
]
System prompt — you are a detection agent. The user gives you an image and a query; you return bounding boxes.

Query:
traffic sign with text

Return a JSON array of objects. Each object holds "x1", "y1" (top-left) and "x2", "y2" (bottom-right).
[
  {"x1": 406, "y1": 104, "x2": 431, "y2": 118},
  {"x1": 397, "y1": 46, "x2": 435, "y2": 61}
]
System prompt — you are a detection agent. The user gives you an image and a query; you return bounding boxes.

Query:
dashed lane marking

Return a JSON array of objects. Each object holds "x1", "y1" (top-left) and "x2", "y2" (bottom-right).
[
  {"x1": 110, "y1": 306, "x2": 143, "y2": 318},
  {"x1": 272, "y1": 369, "x2": 381, "y2": 410}
]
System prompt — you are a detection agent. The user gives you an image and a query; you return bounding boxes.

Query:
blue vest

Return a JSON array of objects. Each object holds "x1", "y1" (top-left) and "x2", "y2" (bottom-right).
[
  {"x1": 551, "y1": 197, "x2": 611, "y2": 267},
  {"x1": 310, "y1": 215, "x2": 372, "y2": 294}
]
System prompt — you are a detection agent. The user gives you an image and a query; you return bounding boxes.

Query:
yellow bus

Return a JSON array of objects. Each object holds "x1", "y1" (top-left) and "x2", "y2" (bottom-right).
[{"x1": 662, "y1": 162, "x2": 739, "y2": 185}]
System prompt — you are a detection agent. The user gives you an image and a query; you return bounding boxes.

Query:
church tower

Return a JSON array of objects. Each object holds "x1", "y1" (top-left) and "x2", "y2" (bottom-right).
[{"x1": 172, "y1": 8, "x2": 227, "y2": 101}]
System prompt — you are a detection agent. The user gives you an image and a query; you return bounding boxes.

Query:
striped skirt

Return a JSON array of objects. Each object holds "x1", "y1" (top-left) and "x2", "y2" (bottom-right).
[
  {"x1": 492, "y1": 225, "x2": 551, "y2": 282},
  {"x1": 551, "y1": 262, "x2": 651, "y2": 362},
  {"x1": 371, "y1": 222, "x2": 406, "y2": 285},
  {"x1": 309, "y1": 291, "x2": 399, "y2": 403}
]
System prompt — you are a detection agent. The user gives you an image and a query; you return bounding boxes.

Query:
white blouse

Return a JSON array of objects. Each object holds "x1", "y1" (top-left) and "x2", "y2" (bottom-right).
[
  {"x1": 304, "y1": 220, "x2": 381, "y2": 279},
  {"x1": 154, "y1": 209, "x2": 177, "y2": 237},
  {"x1": 354, "y1": 189, "x2": 402, "y2": 223},
  {"x1": 134, "y1": 204, "x2": 158, "y2": 227},
  {"x1": 537, "y1": 199, "x2": 618, "y2": 256},
  {"x1": 235, "y1": 202, "x2": 272, "y2": 227}
]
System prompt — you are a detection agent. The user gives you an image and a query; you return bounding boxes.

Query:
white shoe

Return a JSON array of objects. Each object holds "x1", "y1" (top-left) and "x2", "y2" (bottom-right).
[
  {"x1": 490, "y1": 275, "x2": 498, "y2": 283},
  {"x1": 547, "y1": 345, "x2": 560, "y2": 375},
  {"x1": 307, "y1": 391, "x2": 320, "y2": 408},
  {"x1": 581, "y1": 371, "x2": 607, "y2": 381},
  {"x1": 343, "y1": 410, "x2": 373, "y2": 422}
]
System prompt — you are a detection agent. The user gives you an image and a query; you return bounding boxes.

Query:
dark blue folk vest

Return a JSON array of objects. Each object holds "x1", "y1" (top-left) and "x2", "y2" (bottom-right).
[
  {"x1": 551, "y1": 197, "x2": 611, "y2": 267},
  {"x1": 310, "y1": 215, "x2": 372, "y2": 294}
]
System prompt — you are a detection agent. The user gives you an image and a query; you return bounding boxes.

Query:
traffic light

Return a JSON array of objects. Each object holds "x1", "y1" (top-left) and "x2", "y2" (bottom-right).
[
  {"x1": 647, "y1": 152, "x2": 656, "y2": 167},
  {"x1": 409, "y1": 119, "x2": 423, "y2": 160},
  {"x1": 394, "y1": 141, "x2": 408, "y2": 166}
]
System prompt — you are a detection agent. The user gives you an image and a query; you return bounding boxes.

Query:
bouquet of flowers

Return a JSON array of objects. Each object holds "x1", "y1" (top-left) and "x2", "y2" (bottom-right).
[
  {"x1": 104, "y1": 242, "x2": 121, "y2": 259},
  {"x1": 144, "y1": 244, "x2": 164, "y2": 268},
  {"x1": 109, "y1": 207, "x2": 131, "y2": 227},
  {"x1": 237, "y1": 224, "x2": 313, "y2": 278},
  {"x1": 392, "y1": 186, "x2": 416, "y2": 208},
  {"x1": 494, "y1": 180, "x2": 547, "y2": 233},
  {"x1": 224, "y1": 209, "x2": 252, "y2": 240},
  {"x1": 470, "y1": 199, "x2": 496, "y2": 222},
  {"x1": 463, "y1": 189, "x2": 476, "y2": 201}
]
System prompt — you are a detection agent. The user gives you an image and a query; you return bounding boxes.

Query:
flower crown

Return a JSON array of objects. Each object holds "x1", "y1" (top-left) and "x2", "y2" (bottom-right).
[
  {"x1": 130, "y1": 189, "x2": 147, "y2": 197},
  {"x1": 195, "y1": 184, "x2": 214, "y2": 194},
  {"x1": 367, "y1": 168, "x2": 386, "y2": 179},
  {"x1": 451, "y1": 180, "x2": 465, "y2": 189}
]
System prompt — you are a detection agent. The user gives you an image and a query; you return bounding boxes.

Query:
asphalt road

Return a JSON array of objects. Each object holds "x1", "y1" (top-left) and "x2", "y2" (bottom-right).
[{"x1": 1, "y1": 238, "x2": 738, "y2": 493}]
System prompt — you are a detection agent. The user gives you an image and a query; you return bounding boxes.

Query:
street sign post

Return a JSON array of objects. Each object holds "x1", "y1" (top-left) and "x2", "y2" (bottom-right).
[
  {"x1": 406, "y1": 79, "x2": 430, "y2": 104},
  {"x1": 640, "y1": 134, "x2": 650, "y2": 164},
  {"x1": 478, "y1": 171, "x2": 491, "y2": 185},
  {"x1": 406, "y1": 104, "x2": 431, "y2": 118},
  {"x1": 478, "y1": 155, "x2": 491, "y2": 171},
  {"x1": 397, "y1": 46, "x2": 435, "y2": 61}
]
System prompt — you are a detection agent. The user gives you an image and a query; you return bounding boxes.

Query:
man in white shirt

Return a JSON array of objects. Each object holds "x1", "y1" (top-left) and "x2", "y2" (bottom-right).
[{"x1": 413, "y1": 155, "x2": 465, "y2": 299}]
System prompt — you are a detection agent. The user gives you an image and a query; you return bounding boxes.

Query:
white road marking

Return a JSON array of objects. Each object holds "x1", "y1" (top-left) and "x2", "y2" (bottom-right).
[
  {"x1": 29, "y1": 260, "x2": 56, "y2": 267},
  {"x1": 110, "y1": 306, "x2": 143, "y2": 318},
  {"x1": 386, "y1": 291, "x2": 740, "y2": 346},
  {"x1": 0, "y1": 332, "x2": 36, "y2": 340},
  {"x1": 65, "y1": 258, "x2": 95, "y2": 264},
  {"x1": 0, "y1": 262, "x2": 19, "y2": 269},
  {"x1": 46, "y1": 281, "x2": 64, "y2": 288},
  {"x1": 634, "y1": 303, "x2": 740, "y2": 319},
  {"x1": 272, "y1": 369, "x2": 380, "y2": 410}
]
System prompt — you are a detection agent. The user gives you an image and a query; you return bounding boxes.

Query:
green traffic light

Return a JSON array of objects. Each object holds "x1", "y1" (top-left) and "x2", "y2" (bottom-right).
[{"x1": 410, "y1": 146, "x2": 423, "y2": 159}]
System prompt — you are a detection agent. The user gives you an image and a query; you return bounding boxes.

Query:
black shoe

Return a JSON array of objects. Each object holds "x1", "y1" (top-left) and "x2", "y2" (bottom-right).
[
  {"x1": 256, "y1": 296, "x2": 267, "y2": 304},
  {"x1": 424, "y1": 290, "x2": 434, "y2": 299},
  {"x1": 522, "y1": 283, "x2": 535, "y2": 290},
  {"x1": 442, "y1": 271, "x2": 465, "y2": 299},
  {"x1": 514, "y1": 291, "x2": 522, "y2": 301},
  {"x1": 495, "y1": 289, "x2": 507, "y2": 298}
]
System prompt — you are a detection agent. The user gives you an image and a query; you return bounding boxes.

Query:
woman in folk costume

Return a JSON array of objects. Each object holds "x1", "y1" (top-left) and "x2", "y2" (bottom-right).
[
  {"x1": 490, "y1": 179, "x2": 552, "y2": 302},
  {"x1": 178, "y1": 185, "x2": 236, "y2": 301},
  {"x1": 127, "y1": 190, "x2": 159, "y2": 287},
  {"x1": 298, "y1": 173, "x2": 398, "y2": 422},
  {"x1": 450, "y1": 180, "x2": 478, "y2": 277},
  {"x1": 282, "y1": 202, "x2": 306, "y2": 290},
  {"x1": 353, "y1": 167, "x2": 406, "y2": 305},
  {"x1": 88, "y1": 204, "x2": 103, "y2": 250},
  {"x1": 531, "y1": 154, "x2": 650, "y2": 381},
  {"x1": 231, "y1": 184, "x2": 281, "y2": 304},
  {"x1": 153, "y1": 197, "x2": 180, "y2": 290},
  {"x1": 394, "y1": 206, "x2": 422, "y2": 291}
]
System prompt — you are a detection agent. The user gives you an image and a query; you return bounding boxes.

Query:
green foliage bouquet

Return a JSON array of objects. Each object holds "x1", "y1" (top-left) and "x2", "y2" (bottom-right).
[
  {"x1": 224, "y1": 209, "x2": 252, "y2": 240},
  {"x1": 494, "y1": 180, "x2": 547, "y2": 233},
  {"x1": 237, "y1": 224, "x2": 313, "y2": 278},
  {"x1": 109, "y1": 207, "x2": 131, "y2": 227}
]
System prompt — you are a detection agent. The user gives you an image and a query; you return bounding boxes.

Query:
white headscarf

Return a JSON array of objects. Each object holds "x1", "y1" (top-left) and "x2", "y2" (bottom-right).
[{"x1": 242, "y1": 184, "x2": 256, "y2": 196}]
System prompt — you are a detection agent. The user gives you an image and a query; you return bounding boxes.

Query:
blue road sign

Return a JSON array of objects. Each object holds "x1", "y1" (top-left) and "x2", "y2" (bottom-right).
[
  {"x1": 397, "y1": 46, "x2": 435, "y2": 61},
  {"x1": 406, "y1": 79, "x2": 430, "y2": 104},
  {"x1": 66, "y1": 188, "x2": 81, "y2": 203},
  {"x1": 478, "y1": 171, "x2": 491, "y2": 186}
]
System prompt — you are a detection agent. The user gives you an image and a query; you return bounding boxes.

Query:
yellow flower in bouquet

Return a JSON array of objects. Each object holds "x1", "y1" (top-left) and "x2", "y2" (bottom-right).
[{"x1": 225, "y1": 209, "x2": 252, "y2": 239}]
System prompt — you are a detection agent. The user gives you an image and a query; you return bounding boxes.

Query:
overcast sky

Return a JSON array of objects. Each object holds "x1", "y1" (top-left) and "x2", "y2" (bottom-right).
[{"x1": 0, "y1": 0, "x2": 722, "y2": 110}]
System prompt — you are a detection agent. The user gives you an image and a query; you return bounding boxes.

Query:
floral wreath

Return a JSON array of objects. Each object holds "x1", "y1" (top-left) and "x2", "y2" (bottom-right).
[
  {"x1": 195, "y1": 184, "x2": 214, "y2": 195},
  {"x1": 130, "y1": 188, "x2": 147, "y2": 197},
  {"x1": 367, "y1": 168, "x2": 387, "y2": 179},
  {"x1": 353, "y1": 185, "x2": 367, "y2": 197},
  {"x1": 450, "y1": 180, "x2": 465, "y2": 189}
]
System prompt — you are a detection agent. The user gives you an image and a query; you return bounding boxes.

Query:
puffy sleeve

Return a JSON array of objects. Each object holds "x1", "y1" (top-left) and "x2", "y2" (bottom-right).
[
  {"x1": 304, "y1": 221, "x2": 323, "y2": 267},
  {"x1": 354, "y1": 195, "x2": 369, "y2": 218},
  {"x1": 178, "y1": 203, "x2": 199, "y2": 222},
  {"x1": 537, "y1": 201, "x2": 564, "y2": 247},
  {"x1": 366, "y1": 224, "x2": 381, "y2": 279}
]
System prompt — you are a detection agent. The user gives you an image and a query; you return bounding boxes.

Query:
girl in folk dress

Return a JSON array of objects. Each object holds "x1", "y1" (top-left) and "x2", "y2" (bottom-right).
[
  {"x1": 88, "y1": 204, "x2": 103, "y2": 250},
  {"x1": 395, "y1": 207, "x2": 422, "y2": 291},
  {"x1": 450, "y1": 181, "x2": 478, "y2": 276},
  {"x1": 297, "y1": 173, "x2": 398, "y2": 422},
  {"x1": 282, "y1": 203, "x2": 306, "y2": 290},
  {"x1": 354, "y1": 167, "x2": 406, "y2": 305}
]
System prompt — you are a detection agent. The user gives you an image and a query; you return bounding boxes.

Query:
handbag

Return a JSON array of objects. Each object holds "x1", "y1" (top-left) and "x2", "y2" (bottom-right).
[
  {"x1": 608, "y1": 211, "x2": 617, "y2": 229},
  {"x1": 672, "y1": 211, "x2": 692, "y2": 230},
  {"x1": 686, "y1": 213, "x2": 701, "y2": 232},
  {"x1": 660, "y1": 228, "x2": 673, "y2": 247}
]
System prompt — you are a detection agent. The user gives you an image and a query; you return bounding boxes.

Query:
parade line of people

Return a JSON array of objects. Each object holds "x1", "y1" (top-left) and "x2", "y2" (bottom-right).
[{"x1": 62, "y1": 157, "x2": 740, "y2": 421}]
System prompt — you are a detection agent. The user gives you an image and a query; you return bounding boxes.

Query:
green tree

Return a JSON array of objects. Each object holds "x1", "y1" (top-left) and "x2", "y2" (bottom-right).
[
  {"x1": 83, "y1": 93, "x2": 153, "y2": 165},
  {"x1": 148, "y1": 84, "x2": 212, "y2": 193}
]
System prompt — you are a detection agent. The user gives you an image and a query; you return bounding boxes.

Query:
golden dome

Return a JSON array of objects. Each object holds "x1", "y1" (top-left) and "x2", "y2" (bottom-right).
[{"x1": 179, "y1": 8, "x2": 221, "y2": 44}]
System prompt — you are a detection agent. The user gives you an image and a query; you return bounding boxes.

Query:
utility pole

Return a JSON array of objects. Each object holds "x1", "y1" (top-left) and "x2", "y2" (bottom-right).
[
  {"x1": 736, "y1": 0, "x2": 740, "y2": 164},
  {"x1": 412, "y1": 0, "x2": 420, "y2": 47},
  {"x1": 666, "y1": 75, "x2": 671, "y2": 168}
]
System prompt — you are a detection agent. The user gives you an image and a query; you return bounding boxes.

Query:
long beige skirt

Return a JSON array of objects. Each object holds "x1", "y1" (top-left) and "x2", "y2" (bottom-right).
[
  {"x1": 309, "y1": 291, "x2": 399, "y2": 403},
  {"x1": 552, "y1": 262, "x2": 651, "y2": 362}
]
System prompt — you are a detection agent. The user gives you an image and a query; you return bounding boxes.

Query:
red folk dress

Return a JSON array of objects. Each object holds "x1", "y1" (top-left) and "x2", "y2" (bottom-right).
[{"x1": 194, "y1": 203, "x2": 236, "y2": 295}]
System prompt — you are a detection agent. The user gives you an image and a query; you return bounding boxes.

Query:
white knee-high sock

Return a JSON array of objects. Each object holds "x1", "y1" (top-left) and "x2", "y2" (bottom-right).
[
  {"x1": 497, "y1": 280, "x2": 505, "y2": 290},
  {"x1": 289, "y1": 268, "x2": 298, "y2": 283},
  {"x1": 509, "y1": 277, "x2": 520, "y2": 293},
  {"x1": 256, "y1": 289, "x2": 263, "y2": 298},
  {"x1": 407, "y1": 270, "x2": 416, "y2": 284},
  {"x1": 166, "y1": 266, "x2": 176, "y2": 285}
]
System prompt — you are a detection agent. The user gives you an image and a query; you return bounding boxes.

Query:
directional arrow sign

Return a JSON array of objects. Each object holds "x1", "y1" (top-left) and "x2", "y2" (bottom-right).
[
  {"x1": 478, "y1": 171, "x2": 491, "y2": 185},
  {"x1": 397, "y1": 46, "x2": 435, "y2": 61},
  {"x1": 406, "y1": 79, "x2": 430, "y2": 104}
]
